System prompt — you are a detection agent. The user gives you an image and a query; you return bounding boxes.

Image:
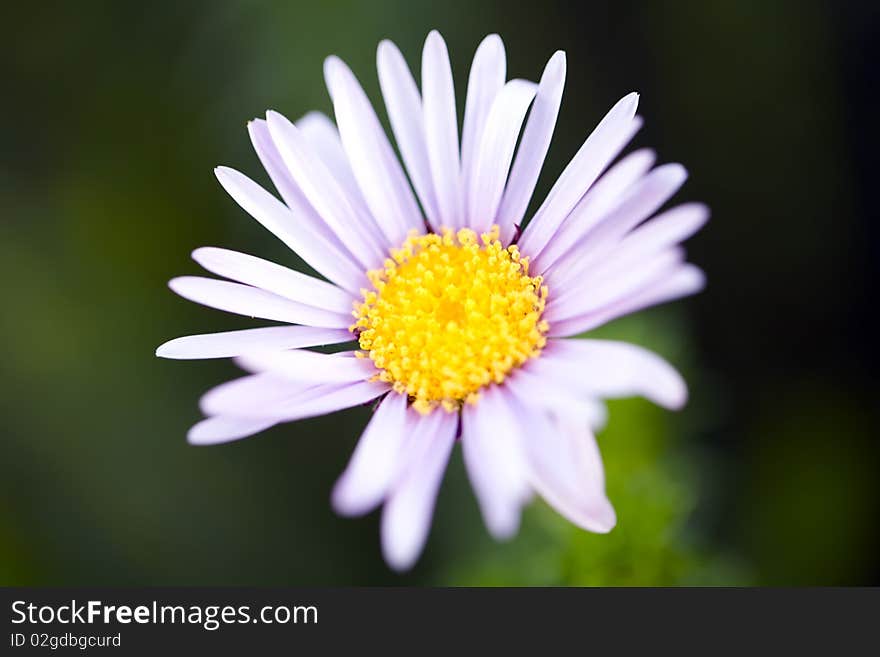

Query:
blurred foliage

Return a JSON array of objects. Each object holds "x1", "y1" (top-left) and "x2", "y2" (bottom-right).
[{"x1": 0, "y1": 0, "x2": 877, "y2": 585}]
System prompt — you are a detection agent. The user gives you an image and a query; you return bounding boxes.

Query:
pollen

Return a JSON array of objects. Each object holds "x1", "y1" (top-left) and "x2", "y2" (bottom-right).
[{"x1": 352, "y1": 226, "x2": 549, "y2": 414}]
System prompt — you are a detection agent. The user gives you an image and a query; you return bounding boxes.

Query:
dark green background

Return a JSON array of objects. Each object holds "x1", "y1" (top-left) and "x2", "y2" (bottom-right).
[{"x1": 1, "y1": 0, "x2": 877, "y2": 585}]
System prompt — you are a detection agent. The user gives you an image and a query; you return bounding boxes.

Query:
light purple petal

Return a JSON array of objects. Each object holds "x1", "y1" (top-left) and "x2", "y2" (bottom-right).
[
  {"x1": 548, "y1": 264, "x2": 705, "y2": 337},
  {"x1": 324, "y1": 55, "x2": 423, "y2": 245},
  {"x1": 495, "y1": 50, "x2": 566, "y2": 244},
  {"x1": 550, "y1": 202, "x2": 706, "y2": 295},
  {"x1": 532, "y1": 339, "x2": 688, "y2": 410},
  {"x1": 507, "y1": 368, "x2": 609, "y2": 431},
  {"x1": 612, "y1": 202, "x2": 709, "y2": 265},
  {"x1": 199, "y1": 373, "x2": 319, "y2": 417},
  {"x1": 460, "y1": 34, "x2": 506, "y2": 222},
  {"x1": 156, "y1": 326, "x2": 352, "y2": 360},
  {"x1": 262, "y1": 380, "x2": 390, "y2": 422},
  {"x1": 583, "y1": 398, "x2": 609, "y2": 432},
  {"x1": 236, "y1": 349, "x2": 377, "y2": 384},
  {"x1": 206, "y1": 378, "x2": 388, "y2": 421},
  {"x1": 295, "y1": 111, "x2": 368, "y2": 215},
  {"x1": 214, "y1": 166, "x2": 365, "y2": 295},
  {"x1": 248, "y1": 118, "x2": 312, "y2": 211},
  {"x1": 534, "y1": 148, "x2": 656, "y2": 274},
  {"x1": 526, "y1": 414, "x2": 615, "y2": 533},
  {"x1": 467, "y1": 79, "x2": 537, "y2": 233},
  {"x1": 192, "y1": 247, "x2": 354, "y2": 314},
  {"x1": 187, "y1": 416, "x2": 278, "y2": 446},
  {"x1": 247, "y1": 119, "x2": 360, "y2": 267},
  {"x1": 295, "y1": 112, "x2": 385, "y2": 245},
  {"x1": 461, "y1": 386, "x2": 531, "y2": 539},
  {"x1": 507, "y1": 383, "x2": 615, "y2": 533},
  {"x1": 332, "y1": 392, "x2": 412, "y2": 517},
  {"x1": 168, "y1": 276, "x2": 351, "y2": 328},
  {"x1": 376, "y1": 40, "x2": 440, "y2": 227},
  {"x1": 517, "y1": 93, "x2": 641, "y2": 259},
  {"x1": 422, "y1": 30, "x2": 463, "y2": 229},
  {"x1": 266, "y1": 110, "x2": 387, "y2": 268},
  {"x1": 545, "y1": 162, "x2": 688, "y2": 290},
  {"x1": 381, "y1": 408, "x2": 457, "y2": 572},
  {"x1": 546, "y1": 248, "x2": 684, "y2": 322}
]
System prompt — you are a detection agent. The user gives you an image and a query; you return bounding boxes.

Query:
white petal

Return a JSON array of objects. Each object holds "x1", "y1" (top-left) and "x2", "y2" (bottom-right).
[
  {"x1": 495, "y1": 50, "x2": 566, "y2": 244},
  {"x1": 168, "y1": 276, "x2": 351, "y2": 328},
  {"x1": 192, "y1": 247, "x2": 354, "y2": 314},
  {"x1": 266, "y1": 110, "x2": 387, "y2": 268},
  {"x1": 507, "y1": 384, "x2": 616, "y2": 533},
  {"x1": 548, "y1": 264, "x2": 705, "y2": 337},
  {"x1": 461, "y1": 386, "x2": 531, "y2": 539},
  {"x1": 546, "y1": 248, "x2": 684, "y2": 322},
  {"x1": 187, "y1": 416, "x2": 278, "y2": 446},
  {"x1": 332, "y1": 392, "x2": 412, "y2": 516},
  {"x1": 381, "y1": 409, "x2": 457, "y2": 572},
  {"x1": 376, "y1": 40, "x2": 440, "y2": 226},
  {"x1": 156, "y1": 326, "x2": 352, "y2": 360},
  {"x1": 467, "y1": 79, "x2": 537, "y2": 233},
  {"x1": 532, "y1": 339, "x2": 688, "y2": 410},
  {"x1": 214, "y1": 166, "x2": 364, "y2": 295},
  {"x1": 461, "y1": 34, "x2": 506, "y2": 221},
  {"x1": 545, "y1": 163, "x2": 688, "y2": 290},
  {"x1": 324, "y1": 56, "x2": 423, "y2": 245},
  {"x1": 534, "y1": 148, "x2": 656, "y2": 273},
  {"x1": 517, "y1": 93, "x2": 641, "y2": 259},
  {"x1": 422, "y1": 30, "x2": 463, "y2": 229},
  {"x1": 236, "y1": 349, "x2": 376, "y2": 384}
]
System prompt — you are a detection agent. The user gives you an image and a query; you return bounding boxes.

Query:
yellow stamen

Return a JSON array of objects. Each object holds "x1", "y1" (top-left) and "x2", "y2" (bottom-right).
[{"x1": 352, "y1": 226, "x2": 549, "y2": 414}]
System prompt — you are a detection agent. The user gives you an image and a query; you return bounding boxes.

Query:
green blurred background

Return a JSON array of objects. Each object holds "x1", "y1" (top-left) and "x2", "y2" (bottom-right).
[{"x1": 1, "y1": 0, "x2": 877, "y2": 585}]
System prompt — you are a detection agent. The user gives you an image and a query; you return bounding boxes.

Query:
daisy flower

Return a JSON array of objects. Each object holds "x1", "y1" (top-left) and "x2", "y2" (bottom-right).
[{"x1": 157, "y1": 31, "x2": 707, "y2": 571}]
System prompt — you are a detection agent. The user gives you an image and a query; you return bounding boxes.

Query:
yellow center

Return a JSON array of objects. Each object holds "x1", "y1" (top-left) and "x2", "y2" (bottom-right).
[{"x1": 352, "y1": 226, "x2": 549, "y2": 414}]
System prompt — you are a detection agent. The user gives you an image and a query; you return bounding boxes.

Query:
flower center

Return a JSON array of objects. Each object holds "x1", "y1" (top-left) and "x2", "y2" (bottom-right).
[{"x1": 353, "y1": 226, "x2": 549, "y2": 414}]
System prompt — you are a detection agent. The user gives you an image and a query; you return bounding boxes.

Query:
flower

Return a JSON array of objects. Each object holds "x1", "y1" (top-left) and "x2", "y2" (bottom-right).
[{"x1": 157, "y1": 30, "x2": 708, "y2": 572}]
